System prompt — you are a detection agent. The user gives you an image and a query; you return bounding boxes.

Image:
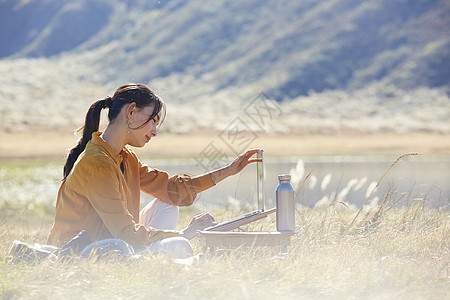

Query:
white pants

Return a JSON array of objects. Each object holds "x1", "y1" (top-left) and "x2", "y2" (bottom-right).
[
  {"x1": 139, "y1": 198, "x2": 180, "y2": 230},
  {"x1": 139, "y1": 199, "x2": 193, "y2": 259}
]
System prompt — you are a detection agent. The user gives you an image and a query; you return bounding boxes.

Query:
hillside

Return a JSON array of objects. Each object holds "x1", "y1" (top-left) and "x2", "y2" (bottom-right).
[{"x1": 0, "y1": 0, "x2": 449, "y2": 134}]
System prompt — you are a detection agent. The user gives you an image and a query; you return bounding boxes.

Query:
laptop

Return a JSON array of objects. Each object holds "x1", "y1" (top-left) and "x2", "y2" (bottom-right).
[{"x1": 204, "y1": 149, "x2": 276, "y2": 232}]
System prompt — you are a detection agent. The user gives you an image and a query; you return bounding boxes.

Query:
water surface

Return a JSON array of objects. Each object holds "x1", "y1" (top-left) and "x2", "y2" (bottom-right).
[
  {"x1": 0, "y1": 156, "x2": 448, "y2": 215},
  {"x1": 144, "y1": 155, "x2": 449, "y2": 210}
]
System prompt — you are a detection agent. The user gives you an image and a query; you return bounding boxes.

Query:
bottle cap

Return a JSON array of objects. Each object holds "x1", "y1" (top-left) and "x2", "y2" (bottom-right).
[{"x1": 278, "y1": 174, "x2": 291, "y2": 181}]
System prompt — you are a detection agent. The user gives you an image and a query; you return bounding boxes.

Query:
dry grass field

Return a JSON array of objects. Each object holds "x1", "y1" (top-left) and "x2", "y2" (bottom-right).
[{"x1": 0, "y1": 204, "x2": 448, "y2": 299}]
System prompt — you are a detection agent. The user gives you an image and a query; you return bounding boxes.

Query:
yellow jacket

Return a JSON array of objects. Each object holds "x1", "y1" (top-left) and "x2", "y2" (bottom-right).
[{"x1": 47, "y1": 132, "x2": 215, "y2": 247}]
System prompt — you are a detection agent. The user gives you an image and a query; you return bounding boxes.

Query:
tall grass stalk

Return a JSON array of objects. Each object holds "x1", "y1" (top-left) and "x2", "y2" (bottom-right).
[{"x1": 347, "y1": 153, "x2": 422, "y2": 232}]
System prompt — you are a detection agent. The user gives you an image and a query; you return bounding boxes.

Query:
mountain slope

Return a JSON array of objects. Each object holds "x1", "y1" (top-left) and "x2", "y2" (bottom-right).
[
  {"x1": 0, "y1": 0, "x2": 448, "y2": 133},
  {"x1": 1, "y1": 0, "x2": 448, "y2": 97}
]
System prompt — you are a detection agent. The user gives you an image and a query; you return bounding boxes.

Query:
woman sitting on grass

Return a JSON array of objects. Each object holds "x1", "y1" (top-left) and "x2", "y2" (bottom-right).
[{"x1": 46, "y1": 83, "x2": 260, "y2": 259}]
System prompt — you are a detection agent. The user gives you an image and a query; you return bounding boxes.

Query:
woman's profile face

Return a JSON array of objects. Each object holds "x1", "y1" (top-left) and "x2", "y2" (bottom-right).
[{"x1": 127, "y1": 105, "x2": 161, "y2": 148}]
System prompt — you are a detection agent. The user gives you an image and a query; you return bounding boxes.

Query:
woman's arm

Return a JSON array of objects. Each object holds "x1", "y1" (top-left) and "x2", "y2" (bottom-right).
[
  {"x1": 209, "y1": 148, "x2": 261, "y2": 185},
  {"x1": 138, "y1": 148, "x2": 261, "y2": 207},
  {"x1": 139, "y1": 165, "x2": 215, "y2": 206}
]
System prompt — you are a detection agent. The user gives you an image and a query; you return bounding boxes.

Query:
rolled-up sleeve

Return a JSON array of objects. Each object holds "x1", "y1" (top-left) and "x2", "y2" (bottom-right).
[
  {"x1": 139, "y1": 162, "x2": 215, "y2": 207},
  {"x1": 76, "y1": 160, "x2": 180, "y2": 247}
]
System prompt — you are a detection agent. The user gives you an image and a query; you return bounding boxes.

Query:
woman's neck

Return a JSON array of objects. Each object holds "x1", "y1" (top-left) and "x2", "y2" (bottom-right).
[{"x1": 101, "y1": 123, "x2": 128, "y2": 154}]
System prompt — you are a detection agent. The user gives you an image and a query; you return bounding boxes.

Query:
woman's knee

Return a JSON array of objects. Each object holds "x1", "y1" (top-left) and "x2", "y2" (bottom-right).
[
  {"x1": 140, "y1": 199, "x2": 179, "y2": 230},
  {"x1": 160, "y1": 237, "x2": 193, "y2": 259},
  {"x1": 156, "y1": 199, "x2": 179, "y2": 214}
]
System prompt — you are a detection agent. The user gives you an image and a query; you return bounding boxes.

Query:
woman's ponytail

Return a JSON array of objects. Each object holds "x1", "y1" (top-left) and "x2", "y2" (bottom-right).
[{"x1": 63, "y1": 97, "x2": 111, "y2": 179}]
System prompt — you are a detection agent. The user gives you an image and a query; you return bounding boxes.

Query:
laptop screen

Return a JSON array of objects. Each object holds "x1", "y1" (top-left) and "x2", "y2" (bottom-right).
[{"x1": 257, "y1": 149, "x2": 264, "y2": 211}]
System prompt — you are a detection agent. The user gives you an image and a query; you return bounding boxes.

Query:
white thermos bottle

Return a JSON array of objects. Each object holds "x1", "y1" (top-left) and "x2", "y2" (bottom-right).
[{"x1": 276, "y1": 174, "x2": 295, "y2": 232}]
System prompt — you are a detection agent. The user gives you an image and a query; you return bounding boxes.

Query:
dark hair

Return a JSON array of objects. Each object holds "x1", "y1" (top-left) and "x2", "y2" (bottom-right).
[{"x1": 63, "y1": 83, "x2": 166, "y2": 178}]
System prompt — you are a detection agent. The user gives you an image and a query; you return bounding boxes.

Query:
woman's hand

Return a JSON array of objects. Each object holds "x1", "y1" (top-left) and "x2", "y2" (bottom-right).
[
  {"x1": 180, "y1": 212, "x2": 217, "y2": 240},
  {"x1": 209, "y1": 148, "x2": 261, "y2": 185},
  {"x1": 226, "y1": 148, "x2": 261, "y2": 176}
]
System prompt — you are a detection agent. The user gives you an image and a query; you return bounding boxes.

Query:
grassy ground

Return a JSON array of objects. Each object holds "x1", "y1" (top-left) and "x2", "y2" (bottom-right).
[
  {"x1": 1, "y1": 200, "x2": 448, "y2": 299},
  {"x1": 0, "y1": 153, "x2": 448, "y2": 299}
]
